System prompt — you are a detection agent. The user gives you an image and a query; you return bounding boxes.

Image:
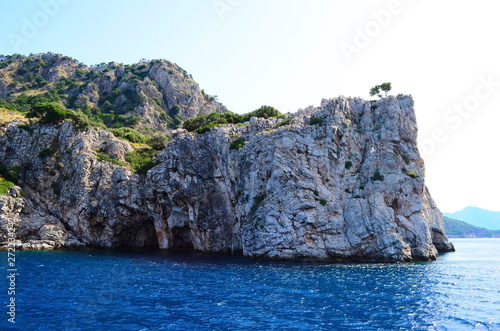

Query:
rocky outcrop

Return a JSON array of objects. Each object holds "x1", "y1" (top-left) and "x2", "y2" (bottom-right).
[
  {"x1": 146, "y1": 95, "x2": 454, "y2": 261},
  {"x1": 0, "y1": 53, "x2": 226, "y2": 132},
  {"x1": 0, "y1": 95, "x2": 454, "y2": 261},
  {"x1": 0, "y1": 121, "x2": 158, "y2": 250},
  {"x1": 0, "y1": 187, "x2": 77, "y2": 250}
]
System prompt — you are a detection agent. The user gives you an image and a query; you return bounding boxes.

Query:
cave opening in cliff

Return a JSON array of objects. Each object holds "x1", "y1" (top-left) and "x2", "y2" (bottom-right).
[{"x1": 170, "y1": 226, "x2": 194, "y2": 250}]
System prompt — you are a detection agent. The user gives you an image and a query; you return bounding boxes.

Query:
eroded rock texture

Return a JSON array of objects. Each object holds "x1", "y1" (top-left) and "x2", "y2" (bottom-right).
[{"x1": 0, "y1": 95, "x2": 454, "y2": 261}]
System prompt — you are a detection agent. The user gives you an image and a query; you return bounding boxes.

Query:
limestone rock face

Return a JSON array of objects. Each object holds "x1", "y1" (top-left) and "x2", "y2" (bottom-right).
[
  {"x1": 0, "y1": 122, "x2": 158, "y2": 250},
  {"x1": 147, "y1": 95, "x2": 454, "y2": 261},
  {"x1": 0, "y1": 95, "x2": 454, "y2": 261}
]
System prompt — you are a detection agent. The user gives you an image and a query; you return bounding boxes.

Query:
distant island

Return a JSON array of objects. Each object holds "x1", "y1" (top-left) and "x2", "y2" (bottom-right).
[
  {"x1": 444, "y1": 216, "x2": 500, "y2": 238},
  {"x1": 443, "y1": 206, "x2": 500, "y2": 238}
]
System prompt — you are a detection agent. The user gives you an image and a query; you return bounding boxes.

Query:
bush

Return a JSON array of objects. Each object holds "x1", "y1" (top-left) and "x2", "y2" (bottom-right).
[
  {"x1": 345, "y1": 161, "x2": 353, "y2": 169},
  {"x1": 168, "y1": 104, "x2": 181, "y2": 117},
  {"x1": 0, "y1": 104, "x2": 17, "y2": 111},
  {"x1": 28, "y1": 102, "x2": 71, "y2": 123},
  {"x1": 406, "y1": 171, "x2": 419, "y2": 178},
  {"x1": 0, "y1": 90, "x2": 63, "y2": 114},
  {"x1": 277, "y1": 118, "x2": 291, "y2": 127},
  {"x1": 250, "y1": 194, "x2": 266, "y2": 215},
  {"x1": 109, "y1": 127, "x2": 148, "y2": 144},
  {"x1": 103, "y1": 114, "x2": 141, "y2": 128},
  {"x1": 26, "y1": 102, "x2": 94, "y2": 130},
  {"x1": 320, "y1": 199, "x2": 327, "y2": 206},
  {"x1": 183, "y1": 106, "x2": 282, "y2": 133},
  {"x1": 96, "y1": 153, "x2": 127, "y2": 167},
  {"x1": 309, "y1": 118, "x2": 324, "y2": 126},
  {"x1": 0, "y1": 163, "x2": 19, "y2": 195},
  {"x1": 125, "y1": 148, "x2": 159, "y2": 174},
  {"x1": 0, "y1": 178, "x2": 15, "y2": 195},
  {"x1": 230, "y1": 138, "x2": 245, "y2": 150},
  {"x1": 371, "y1": 170, "x2": 384, "y2": 182},
  {"x1": 70, "y1": 111, "x2": 92, "y2": 130},
  {"x1": 196, "y1": 123, "x2": 219, "y2": 134},
  {"x1": 183, "y1": 111, "x2": 242, "y2": 133},
  {"x1": 370, "y1": 82, "x2": 392, "y2": 98},
  {"x1": 38, "y1": 147, "x2": 54, "y2": 158},
  {"x1": 147, "y1": 133, "x2": 169, "y2": 150},
  {"x1": 0, "y1": 164, "x2": 20, "y2": 182},
  {"x1": 241, "y1": 105, "x2": 281, "y2": 122}
]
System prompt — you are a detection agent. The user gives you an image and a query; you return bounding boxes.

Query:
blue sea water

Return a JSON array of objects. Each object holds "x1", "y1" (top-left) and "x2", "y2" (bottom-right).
[{"x1": 2, "y1": 239, "x2": 500, "y2": 330}]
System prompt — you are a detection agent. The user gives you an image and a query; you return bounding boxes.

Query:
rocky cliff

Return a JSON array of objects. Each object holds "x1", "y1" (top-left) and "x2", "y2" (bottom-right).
[{"x1": 0, "y1": 94, "x2": 454, "y2": 261}]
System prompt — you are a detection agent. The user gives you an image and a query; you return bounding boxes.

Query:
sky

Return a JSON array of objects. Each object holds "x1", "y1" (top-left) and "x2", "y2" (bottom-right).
[{"x1": 1, "y1": 0, "x2": 499, "y2": 213}]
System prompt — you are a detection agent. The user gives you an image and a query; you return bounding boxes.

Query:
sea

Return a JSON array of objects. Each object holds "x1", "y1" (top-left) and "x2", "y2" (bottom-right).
[{"x1": 2, "y1": 238, "x2": 499, "y2": 331}]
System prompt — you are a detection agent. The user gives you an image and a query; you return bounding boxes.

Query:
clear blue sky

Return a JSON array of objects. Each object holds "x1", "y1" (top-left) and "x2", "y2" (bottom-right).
[{"x1": 1, "y1": 0, "x2": 499, "y2": 213}]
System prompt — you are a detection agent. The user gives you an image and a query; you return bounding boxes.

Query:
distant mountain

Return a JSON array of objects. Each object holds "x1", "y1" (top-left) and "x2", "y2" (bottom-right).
[
  {"x1": 444, "y1": 207, "x2": 500, "y2": 230},
  {"x1": 443, "y1": 217, "x2": 499, "y2": 238}
]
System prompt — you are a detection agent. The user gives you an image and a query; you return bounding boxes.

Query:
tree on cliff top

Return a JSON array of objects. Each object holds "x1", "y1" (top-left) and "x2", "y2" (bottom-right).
[
  {"x1": 370, "y1": 82, "x2": 392, "y2": 98},
  {"x1": 240, "y1": 105, "x2": 282, "y2": 122}
]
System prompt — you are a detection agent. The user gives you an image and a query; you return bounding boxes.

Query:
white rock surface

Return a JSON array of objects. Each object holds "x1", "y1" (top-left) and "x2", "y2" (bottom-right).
[
  {"x1": 147, "y1": 95, "x2": 454, "y2": 261},
  {"x1": 0, "y1": 95, "x2": 454, "y2": 261}
]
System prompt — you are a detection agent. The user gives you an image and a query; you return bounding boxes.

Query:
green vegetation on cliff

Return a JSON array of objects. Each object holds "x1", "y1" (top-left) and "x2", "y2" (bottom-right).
[
  {"x1": 108, "y1": 127, "x2": 149, "y2": 144},
  {"x1": 0, "y1": 177, "x2": 15, "y2": 195},
  {"x1": 0, "y1": 163, "x2": 19, "y2": 195},
  {"x1": 370, "y1": 82, "x2": 392, "y2": 98},
  {"x1": 126, "y1": 147, "x2": 160, "y2": 174},
  {"x1": 183, "y1": 106, "x2": 283, "y2": 133},
  {"x1": 241, "y1": 106, "x2": 282, "y2": 121},
  {"x1": 96, "y1": 153, "x2": 128, "y2": 167},
  {"x1": 0, "y1": 52, "x2": 226, "y2": 141},
  {"x1": 183, "y1": 111, "x2": 243, "y2": 133},
  {"x1": 444, "y1": 216, "x2": 500, "y2": 238},
  {"x1": 27, "y1": 102, "x2": 96, "y2": 130},
  {"x1": 230, "y1": 138, "x2": 245, "y2": 150}
]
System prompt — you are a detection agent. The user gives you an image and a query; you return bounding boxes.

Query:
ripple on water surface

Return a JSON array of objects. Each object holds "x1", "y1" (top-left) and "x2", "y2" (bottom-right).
[{"x1": 2, "y1": 239, "x2": 499, "y2": 330}]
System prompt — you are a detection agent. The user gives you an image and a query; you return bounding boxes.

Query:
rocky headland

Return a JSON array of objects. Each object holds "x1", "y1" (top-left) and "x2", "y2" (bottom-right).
[{"x1": 0, "y1": 95, "x2": 454, "y2": 261}]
